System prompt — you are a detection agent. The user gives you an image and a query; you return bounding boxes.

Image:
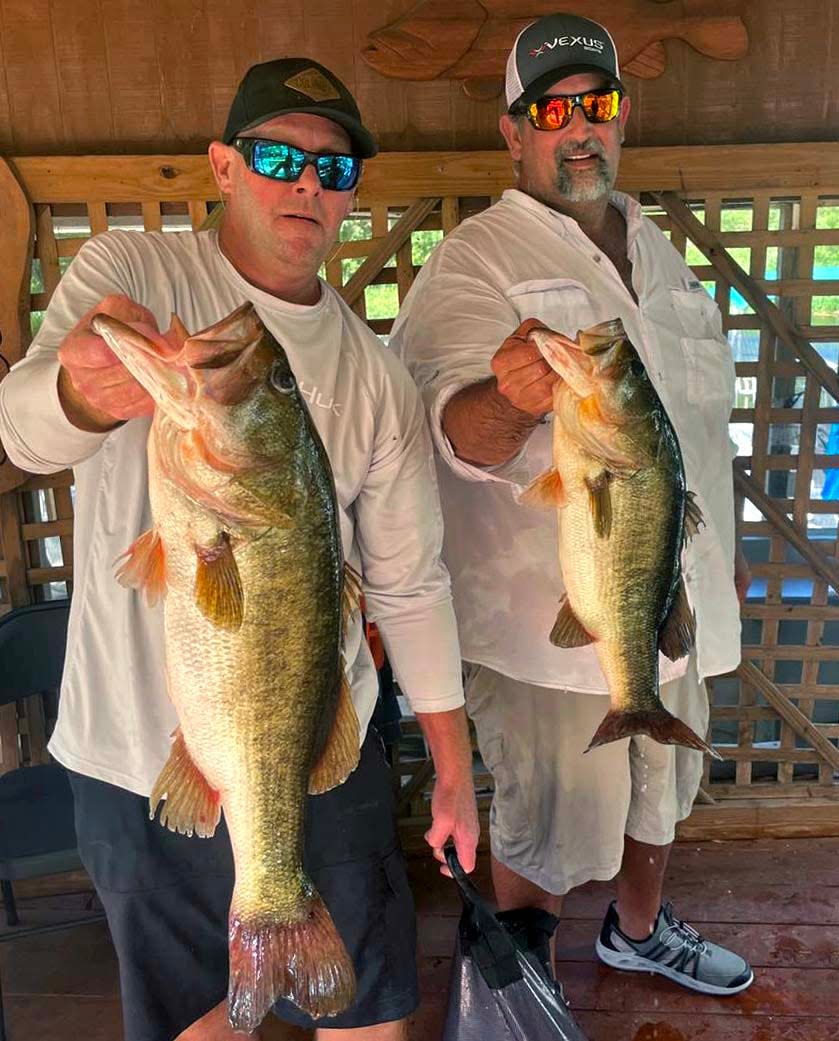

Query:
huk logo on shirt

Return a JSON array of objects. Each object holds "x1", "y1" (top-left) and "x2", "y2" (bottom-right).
[
  {"x1": 297, "y1": 380, "x2": 343, "y2": 417},
  {"x1": 530, "y1": 36, "x2": 606, "y2": 59}
]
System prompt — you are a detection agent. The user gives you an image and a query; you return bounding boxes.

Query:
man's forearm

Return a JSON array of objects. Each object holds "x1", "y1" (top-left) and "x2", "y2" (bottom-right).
[
  {"x1": 57, "y1": 366, "x2": 122, "y2": 433},
  {"x1": 414, "y1": 706, "x2": 473, "y2": 786},
  {"x1": 442, "y1": 377, "x2": 542, "y2": 467}
]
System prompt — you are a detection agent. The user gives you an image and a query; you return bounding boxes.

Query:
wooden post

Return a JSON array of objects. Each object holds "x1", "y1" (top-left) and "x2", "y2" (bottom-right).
[{"x1": 0, "y1": 158, "x2": 35, "y2": 497}]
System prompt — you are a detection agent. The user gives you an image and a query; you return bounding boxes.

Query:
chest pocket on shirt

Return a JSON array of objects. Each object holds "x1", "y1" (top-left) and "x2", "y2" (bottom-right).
[
  {"x1": 670, "y1": 287, "x2": 735, "y2": 406},
  {"x1": 506, "y1": 278, "x2": 600, "y2": 339}
]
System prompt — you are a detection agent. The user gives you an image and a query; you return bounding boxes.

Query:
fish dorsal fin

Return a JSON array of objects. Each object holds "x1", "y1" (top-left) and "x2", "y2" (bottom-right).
[
  {"x1": 342, "y1": 563, "x2": 363, "y2": 632},
  {"x1": 622, "y1": 41, "x2": 666, "y2": 79},
  {"x1": 309, "y1": 561, "x2": 363, "y2": 794},
  {"x1": 683, "y1": 491, "x2": 706, "y2": 546},
  {"x1": 149, "y1": 728, "x2": 221, "y2": 838},
  {"x1": 521, "y1": 468, "x2": 566, "y2": 508},
  {"x1": 550, "y1": 596, "x2": 595, "y2": 648},
  {"x1": 194, "y1": 532, "x2": 244, "y2": 631},
  {"x1": 659, "y1": 578, "x2": 696, "y2": 661},
  {"x1": 114, "y1": 527, "x2": 167, "y2": 607},
  {"x1": 585, "y1": 472, "x2": 613, "y2": 538},
  {"x1": 308, "y1": 668, "x2": 360, "y2": 794}
]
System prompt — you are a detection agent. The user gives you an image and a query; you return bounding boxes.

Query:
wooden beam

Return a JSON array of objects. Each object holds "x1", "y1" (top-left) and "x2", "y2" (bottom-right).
[
  {"x1": 733, "y1": 460, "x2": 839, "y2": 592},
  {"x1": 0, "y1": 475, "x2": 29, "y2": 609},
  {"x1": 737, "y1": 660, "x2": 839, "y2": 773},
  {"x1": 398, "y1": 798, "x2": 839, "y2": 850},
  {"x1": 675, "y1": 798, "x2": 839, "y2": 841},
  {"x1": 8, "y1": 142, "x2": 839, "y2": 207},
  {"x1": 395, "y1": 759, "x2": 435, "y2": 816},
  {"x1": 653, "y1": 191, "x2": 839, "y2": 405},
  {"x1": 339, "y1": 198, "x2": 439, "y2": 308},
  {"x1": 0, "y1": 158, "x2": 34, "y2": 495}
]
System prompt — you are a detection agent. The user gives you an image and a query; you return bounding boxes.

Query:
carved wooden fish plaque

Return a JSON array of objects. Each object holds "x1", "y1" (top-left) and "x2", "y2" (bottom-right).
[{"x1": 361, "y1": 0, "x2": 748, "y2": 100}]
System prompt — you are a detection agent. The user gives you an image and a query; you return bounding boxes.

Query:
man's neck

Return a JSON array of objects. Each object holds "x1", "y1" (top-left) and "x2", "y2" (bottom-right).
[{"x1": 218, "y1": 228, "x2": 322, "y2": 307}]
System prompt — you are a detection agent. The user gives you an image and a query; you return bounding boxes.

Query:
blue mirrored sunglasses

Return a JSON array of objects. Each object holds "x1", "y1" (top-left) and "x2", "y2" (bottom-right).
[{"x1": 232, "y1": 137, "x2": 362, "y2": 192}]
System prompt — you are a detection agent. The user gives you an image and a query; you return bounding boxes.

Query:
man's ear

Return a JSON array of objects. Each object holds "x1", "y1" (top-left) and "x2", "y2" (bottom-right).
[
  {"x1": 208, "y1": 141, "x2": 237, "y2": 196},
  {"x1": 618, "y1": 94, "x2": 632, "y2": 139},
  {"x1": 499, "y1": 114, "x2": 523, "y2": 163}
]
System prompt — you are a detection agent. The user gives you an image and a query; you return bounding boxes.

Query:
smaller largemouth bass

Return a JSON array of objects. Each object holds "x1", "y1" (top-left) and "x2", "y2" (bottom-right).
[
  {"x1": 91, "y1": 303, "x2": 360, "y2": 1031},
  {"x1": 523, "y1": 319, "x2": 717, "y2": 757}
]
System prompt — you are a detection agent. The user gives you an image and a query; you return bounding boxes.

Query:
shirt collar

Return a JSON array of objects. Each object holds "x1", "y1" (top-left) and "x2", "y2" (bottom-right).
[{"x1": 500, "y1": 187, "x2": 644, "y2": 252}]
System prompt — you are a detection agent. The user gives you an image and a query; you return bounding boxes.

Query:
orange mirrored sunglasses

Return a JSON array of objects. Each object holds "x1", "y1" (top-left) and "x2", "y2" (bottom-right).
[{"x1": 521, "y1": 89, "x2": 622, "y2": 132}]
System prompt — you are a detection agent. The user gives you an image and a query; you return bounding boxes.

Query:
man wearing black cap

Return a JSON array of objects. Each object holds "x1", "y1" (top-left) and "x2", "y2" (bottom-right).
[
  {"x1": 0, "y1": 59, "x2": 479, "y2": 1040},
  {"x1": 393, "y1": 13, "x2": 753, "y2": 1000}
]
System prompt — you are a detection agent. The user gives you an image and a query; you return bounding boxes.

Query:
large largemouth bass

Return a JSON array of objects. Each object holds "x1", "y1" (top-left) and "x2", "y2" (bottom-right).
[
  {"x1": 523, "y1": 318, "x2": 715, "y2": 757},
  {"x1": 91, "y1": 303, "x2": 360, "y2": 1031}
]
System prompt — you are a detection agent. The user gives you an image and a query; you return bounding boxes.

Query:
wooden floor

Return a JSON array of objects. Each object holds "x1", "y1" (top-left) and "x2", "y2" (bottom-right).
[{"x1": 2, "y1": 838, "x2": 839, "y2": 1040}]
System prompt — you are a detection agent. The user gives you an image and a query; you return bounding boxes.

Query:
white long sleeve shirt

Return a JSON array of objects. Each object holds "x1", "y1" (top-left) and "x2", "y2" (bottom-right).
[
  {"x1": 0, "y1": 229, "x2": 464, "y2": 796},
  {"x1": 391, "y1": 188, "x2": 741, "y2": 693}
]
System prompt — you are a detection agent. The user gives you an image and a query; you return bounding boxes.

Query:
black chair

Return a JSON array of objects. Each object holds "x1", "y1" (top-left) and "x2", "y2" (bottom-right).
[{"x1": 0, "y1": 601, "x2": 106, "y2": 1041}]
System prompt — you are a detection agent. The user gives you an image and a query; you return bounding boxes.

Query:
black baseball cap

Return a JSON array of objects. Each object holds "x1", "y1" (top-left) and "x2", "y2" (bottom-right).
[
  {"x1": 222, "y1": 57, "x2": 378, "y2": 158},
  {"x1": 505, "y1": 13, "x2": 623, "y2": 110}
]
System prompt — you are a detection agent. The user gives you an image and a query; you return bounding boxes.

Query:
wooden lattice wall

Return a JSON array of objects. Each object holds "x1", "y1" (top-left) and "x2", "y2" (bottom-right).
[{"x1": 2, "y1": 144, "x2": 839, "y2": 839}]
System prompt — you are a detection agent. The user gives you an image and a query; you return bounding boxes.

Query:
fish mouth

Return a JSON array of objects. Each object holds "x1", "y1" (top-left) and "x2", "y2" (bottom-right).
[
  {"x1": 91, "y1": 304, "x2": 267, "y2": 425},
  {"x1": 91, "y1": 314, "x2": 194, "y2": 429},
  {"x1": 578, "y1": 319, "x2": 627, "y2": 356},
  {"x1": 529, "y1": 328, "x2": 596, "y2": 398}
]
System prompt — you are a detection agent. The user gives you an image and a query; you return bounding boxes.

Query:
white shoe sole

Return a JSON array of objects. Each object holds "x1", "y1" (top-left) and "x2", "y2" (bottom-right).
[{"x1": 595, "y1": 938, "x2": 755, "y2": 996}]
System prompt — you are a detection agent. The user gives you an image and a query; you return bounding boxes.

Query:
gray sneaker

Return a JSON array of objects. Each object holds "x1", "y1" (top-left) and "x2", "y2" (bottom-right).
[{"x1": 595, "y1": 901, "x2": 754, "y2": 996}]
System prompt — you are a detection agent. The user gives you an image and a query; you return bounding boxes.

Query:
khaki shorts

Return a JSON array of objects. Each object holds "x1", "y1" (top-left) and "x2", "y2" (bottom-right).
[{"x1": 466, "y1": 659, "x2": 709, "y2": 896}]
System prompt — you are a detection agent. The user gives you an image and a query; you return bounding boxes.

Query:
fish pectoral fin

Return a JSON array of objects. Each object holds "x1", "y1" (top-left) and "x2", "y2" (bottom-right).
[
  {"x1": 114, "y1": 527, "x2": 167, "y2": 607},
  {"x1": 194, "y1": 532, "x2": 244, "y2": 630},
  {"x1": 585, "y1": 472, "x2": 613, "y2": 538},
  {"x1": 149, "y1": 728, "x2": 221, "y2": 838},
  {"x1": 658, "y1": 578, "x2": 697, "y2": 661},
  {"x1": 683, "y1": 491, "x2": 706, "y2": 545},
  {"x1": 550, "y1": 596, "x2": 595, "y2": 648},
  {"x1": 520, "y1": 468, "x2": 566, "y2": 509},
  {"x1": 309, "y1": 668, "x2": 361, "y2": 795}
]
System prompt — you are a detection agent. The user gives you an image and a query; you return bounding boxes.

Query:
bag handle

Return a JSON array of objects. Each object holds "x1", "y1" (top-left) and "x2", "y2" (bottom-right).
[{"x1": 445, "y1": 845, "x2": 523, "y2": 988}]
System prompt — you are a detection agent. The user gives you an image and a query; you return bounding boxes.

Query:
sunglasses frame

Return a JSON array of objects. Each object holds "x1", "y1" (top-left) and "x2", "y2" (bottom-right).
[
  {"x1": 232, "y1": 137, "x2": 362, "y2": 192},
  {"x1": 515, "y1": 89, "x2": 623, "y2": 132}
]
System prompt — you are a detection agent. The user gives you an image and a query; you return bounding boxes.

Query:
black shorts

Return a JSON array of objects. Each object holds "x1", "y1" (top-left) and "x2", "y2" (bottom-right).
[{"x1": 68, "y1": 732, "x2": 418, "y2": 1041}]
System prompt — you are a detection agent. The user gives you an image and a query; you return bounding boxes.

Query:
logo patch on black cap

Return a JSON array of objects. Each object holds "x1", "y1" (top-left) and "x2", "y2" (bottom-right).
[{"x1": 284, "y1": 68, "x2": 341, "y2": 102}]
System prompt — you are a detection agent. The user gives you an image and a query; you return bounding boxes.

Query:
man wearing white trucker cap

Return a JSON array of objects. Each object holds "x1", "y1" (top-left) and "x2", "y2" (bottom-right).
[{"x1": 392, "y1": 12, "x2": 754, "y2": 999}]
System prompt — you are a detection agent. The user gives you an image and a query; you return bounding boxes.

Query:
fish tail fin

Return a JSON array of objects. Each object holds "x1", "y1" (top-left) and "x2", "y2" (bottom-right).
[
  {"x1": 587, "y1": 708, "x2": 720, "y2": 759},
  {"x1": 228, "y1": 889, "x2": 356, "y2": 1031},
  {"x1": 149, "y1": 728, "x2": 221, "y2": 838},
  {"x1": 680, "y1": 17, "x2": 749, "y2": 62},
  {"x1": 114, "y1": 527, "x2": 166, "y2": 606}
]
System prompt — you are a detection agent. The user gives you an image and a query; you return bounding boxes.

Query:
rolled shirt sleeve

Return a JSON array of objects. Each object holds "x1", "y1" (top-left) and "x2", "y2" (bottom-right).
[
  {"x1": 353, "y1": 359, "x2": 465, "y2": 714},
  {"x1": 391, "y1": 263, "x2": 541, "y2": 490},
  {"x1": 0, "y1": 235, "x2": 135, "y2": 473}
]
